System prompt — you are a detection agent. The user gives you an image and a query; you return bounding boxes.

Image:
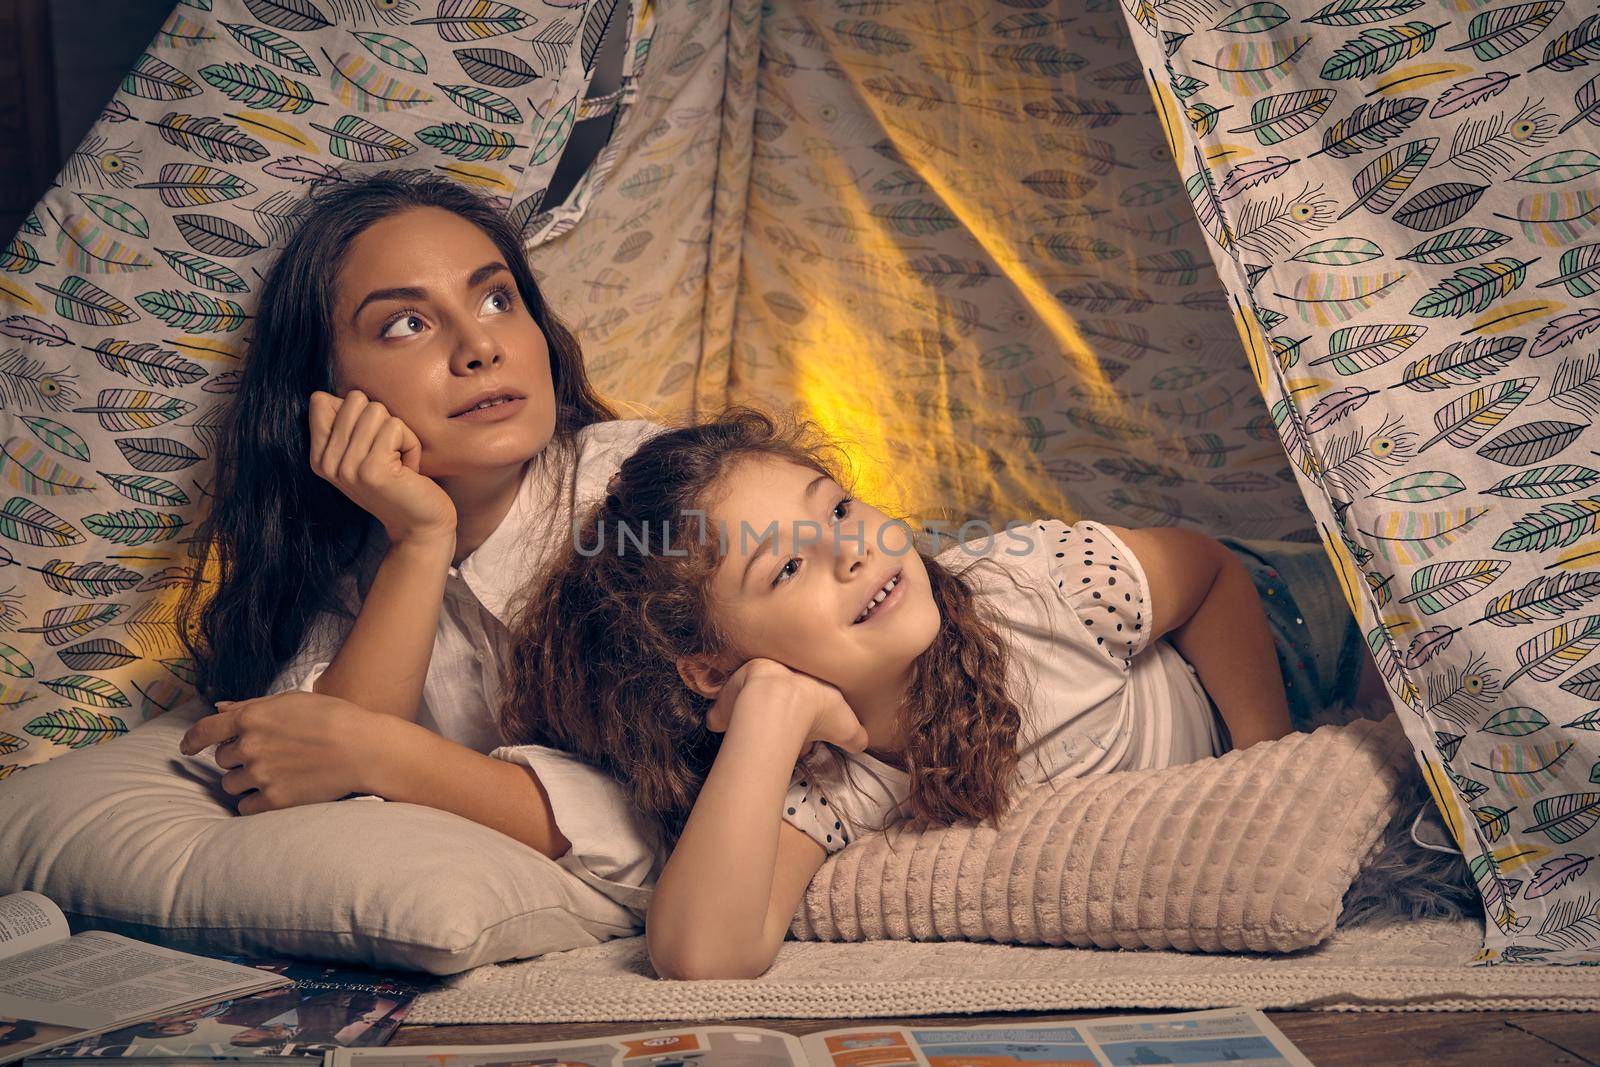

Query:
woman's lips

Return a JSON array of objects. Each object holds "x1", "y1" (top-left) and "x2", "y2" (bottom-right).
[{"x1": 451, "y1": 396, "x2": 526, "y2": 422}]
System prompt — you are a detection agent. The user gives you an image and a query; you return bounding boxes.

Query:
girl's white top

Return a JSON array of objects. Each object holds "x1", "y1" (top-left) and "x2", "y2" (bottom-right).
[
  {"x1": 782, "y1": 519, "x2": 1225, "y2": 853},
  {"x1": 265, "y1": 417, "x2": 666, "y2": 917}
]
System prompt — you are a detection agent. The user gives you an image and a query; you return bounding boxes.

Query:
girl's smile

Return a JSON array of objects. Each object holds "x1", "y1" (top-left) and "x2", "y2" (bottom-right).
[
  {"x1": 852, "y1": 569, "x2": 904, "y2": 625},
  {"x1": 685, "y1": 455, "x2": 944, "y2": 749}
]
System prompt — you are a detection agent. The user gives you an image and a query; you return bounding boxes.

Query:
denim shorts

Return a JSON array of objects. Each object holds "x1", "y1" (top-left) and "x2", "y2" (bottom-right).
[{"x1": 1215, "y1": 536, "x2": 1369, "y2": 732}]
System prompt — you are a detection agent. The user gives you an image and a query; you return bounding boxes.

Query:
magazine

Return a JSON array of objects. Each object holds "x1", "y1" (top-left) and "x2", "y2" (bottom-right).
[
  {"x1": 329, "y1": 1008, "x2": 1315, "y2": 1067},
  {"x1": 0, "y1": 892, "x2": 290, "y2": 1066},
  {"x1": 30, "y1": 958, "x2": 427, "y2": 1062}
]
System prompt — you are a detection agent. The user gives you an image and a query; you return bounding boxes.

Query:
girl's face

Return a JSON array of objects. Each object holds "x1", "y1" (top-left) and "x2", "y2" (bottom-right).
[
  {"x1": 329, "y1": 206, "x2": 556, "y2": 479},
  {"x1": 686, "y1": 456, "x2": 943, "y2": 746}
]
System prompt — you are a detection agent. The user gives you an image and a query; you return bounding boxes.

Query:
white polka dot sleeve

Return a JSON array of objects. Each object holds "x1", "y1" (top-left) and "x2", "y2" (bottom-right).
[
  {"x1": 1043, "y1": 519, "x2": 1153, "y2": 667},
  {"x1": 782, "y1": 767, "x2": 852, "y2": 854}
]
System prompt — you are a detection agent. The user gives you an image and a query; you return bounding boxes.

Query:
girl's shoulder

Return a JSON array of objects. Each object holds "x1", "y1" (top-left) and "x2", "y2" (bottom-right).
[
  {"x1": 938, "y1": 519, "x2": 1154, "y2": 667},
  {"x1": 782, "y1": 744, "x2": 910, "y2": 855},
  {"x1": 931, "y1": 518, "x2": 1089, "y2": 571}
]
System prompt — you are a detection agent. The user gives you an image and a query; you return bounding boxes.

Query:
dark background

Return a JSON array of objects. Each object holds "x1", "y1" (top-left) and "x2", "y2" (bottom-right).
[
  {"x1": 0, "y1": 0, "x2": 171, "y2": 239},
  {"x1": 0, "y1": 0, "x2": 629, "y2": 240}
]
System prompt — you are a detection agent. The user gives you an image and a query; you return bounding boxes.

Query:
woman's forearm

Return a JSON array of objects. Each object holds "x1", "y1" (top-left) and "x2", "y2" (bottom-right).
[
  {"x1": 364, "y1": 716, "x2": 572, "y2": 857},
  {"x1": 647, "y1": 713, "x2": 811, "y2": 979},
  {"x1": 312, "y1": 535, "x2": 453, "y2": 721},
  {"x1": 1168, "y1": 552, "x2": 1291, "y2": 750}
]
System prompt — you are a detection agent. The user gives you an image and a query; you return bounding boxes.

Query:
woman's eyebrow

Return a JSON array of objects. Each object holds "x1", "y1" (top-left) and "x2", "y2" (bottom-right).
[
  {"x1": 348, "y1": 262, "x2": 508, "y2": 324},
  {"x1": 466, "y1": 261, "x2": 509, "y2": 287},
  {"x1": 351, "y1": 285, "x2": 426, "y2": 324}
]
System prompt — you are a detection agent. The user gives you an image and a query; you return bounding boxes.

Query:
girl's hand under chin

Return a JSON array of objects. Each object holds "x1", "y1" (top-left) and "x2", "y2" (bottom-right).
[
  {"x1": 309, "y1": 389, "x2": 457, "y2": 547},
  {"x1": 706, "y1": 657, "x2": 870, "y2": 753},
  {"x1": 178, "y1": 691, "x2": 394, "y2": 815}
]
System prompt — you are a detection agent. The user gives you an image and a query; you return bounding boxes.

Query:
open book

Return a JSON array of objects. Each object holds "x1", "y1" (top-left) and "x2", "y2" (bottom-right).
[
  {"x1": 0, "y1": 892, "x2": 290, "y2": 1066},
  {"x1": 329, "y1": 1009, "x2": 1314, "y2": 1067}
]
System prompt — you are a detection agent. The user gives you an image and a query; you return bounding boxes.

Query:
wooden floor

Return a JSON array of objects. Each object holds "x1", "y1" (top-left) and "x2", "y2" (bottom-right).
[{"x1": 395, "y1": 1010, "x2": 1600, "y2": 1067}]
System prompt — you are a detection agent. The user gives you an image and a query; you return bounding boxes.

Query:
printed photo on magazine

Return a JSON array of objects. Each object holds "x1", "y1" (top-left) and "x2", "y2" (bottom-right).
[
  {"x1": 28, "y1": 960, "x2": 427, "y2": 1062},
  {"x1": 0, "y1": 893, "x2": 289, "y2": 1067},
  {"x1": 323, "y1": 1008, "x2": 1315, "y2": 1067}
]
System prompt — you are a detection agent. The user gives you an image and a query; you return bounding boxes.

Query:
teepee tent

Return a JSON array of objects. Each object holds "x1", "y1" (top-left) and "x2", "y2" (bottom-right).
[{"x1": 1, "y1": 0, "x2": 1598, "y2": 965}]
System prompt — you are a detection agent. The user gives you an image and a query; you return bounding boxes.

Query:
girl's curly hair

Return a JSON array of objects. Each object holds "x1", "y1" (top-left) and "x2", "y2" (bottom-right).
[{"x1": 497, "y1": 406, "x2": 1024, "y2": 846}]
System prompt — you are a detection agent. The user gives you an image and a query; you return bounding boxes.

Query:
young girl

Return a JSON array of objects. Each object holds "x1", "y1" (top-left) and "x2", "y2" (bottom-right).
[
  {"x1": 499, "y1": 407, "x2": 1394, "y2": 979},
  {"x1": 175, "y1": 172, "x2": 662, "y2": 909}
]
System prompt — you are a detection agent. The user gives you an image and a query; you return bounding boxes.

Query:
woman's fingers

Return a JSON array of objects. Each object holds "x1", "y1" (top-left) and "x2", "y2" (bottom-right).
[
  {"x1": 237, "y1": 790, "x2": 277, "y2": 817},
  {"x1": 179, "y1": 707, "x2": 244, "y2": 755},
  {"x1": 361, "y1": 418, "x2": 419, "y2": 480},
  {"x1": 317, "y1": 389, "x2": 369, "y2": 475},
  {"x1": 308, "y1": 391, "x2": 337, "y2": 455},
  {"x1": 220, "y1": 766, "x2": 260, "y2": 797},
  {"x1": 395, "y1": 419, "x2": 423, "y2": 473},
  {"x1": 213, "y1": 738, "x2": 244, "y2": 770},
  {"x1": 339, "y1": 401, "x2": 392, "y2": 482}
]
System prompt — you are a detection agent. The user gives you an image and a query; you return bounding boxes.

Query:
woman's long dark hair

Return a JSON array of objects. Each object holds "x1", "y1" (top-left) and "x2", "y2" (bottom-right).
[
  {"x1": 179, "y1": 172, "x2": 618, "y2": 702},
  {"x1": 498, "y1": 407, "x2": 1025, "y2": 846}
]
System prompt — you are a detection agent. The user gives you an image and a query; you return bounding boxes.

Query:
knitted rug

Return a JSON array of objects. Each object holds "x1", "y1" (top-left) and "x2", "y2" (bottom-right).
[{"x1": 407, "y1": 918, "x2": 1600, "y2": 1021}]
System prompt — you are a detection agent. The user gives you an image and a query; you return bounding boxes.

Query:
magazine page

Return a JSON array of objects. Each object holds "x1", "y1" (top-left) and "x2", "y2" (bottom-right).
[
  {"x1": 0, "y1": 896, "x2": 70, "y2": 962},
  {"x1": 799, "y1": 1009, "x2": 1315, "y2": 1067},
  {"x1": 330, "y1": 1025, "x2": 808, "y2": 1067},
  {"x1": 1075, "y1": 1008, "x2": 1314, "y2": 1066},
  {"x1": 31, "y1": 958, "x2": 427, "y2": 1060},
  {"x1": 0, "y1": 933, "x2": 288, "y2": 1065}
]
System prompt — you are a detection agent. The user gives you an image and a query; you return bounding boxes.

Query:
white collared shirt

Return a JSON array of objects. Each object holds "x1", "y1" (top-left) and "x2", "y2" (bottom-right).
[{"x1": 264, "y1": 418, "x2": 667, "y2": 917}]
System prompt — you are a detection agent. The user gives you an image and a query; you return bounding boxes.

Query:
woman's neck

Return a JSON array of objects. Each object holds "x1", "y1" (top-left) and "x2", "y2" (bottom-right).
[{"x1": 436, "y1": 459, "x2": 532, "y2": 567}]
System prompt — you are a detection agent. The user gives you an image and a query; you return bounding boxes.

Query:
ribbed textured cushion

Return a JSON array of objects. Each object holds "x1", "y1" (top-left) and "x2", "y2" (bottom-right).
[{"x1": 792, "y1": 716, "x2": 1411, "y2": 953}]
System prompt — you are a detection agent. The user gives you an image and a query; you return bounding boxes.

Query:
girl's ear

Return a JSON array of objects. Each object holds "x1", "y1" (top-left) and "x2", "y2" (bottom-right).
[{"x1": 676, "y1": 655, "x2": 729, "y2": 699}]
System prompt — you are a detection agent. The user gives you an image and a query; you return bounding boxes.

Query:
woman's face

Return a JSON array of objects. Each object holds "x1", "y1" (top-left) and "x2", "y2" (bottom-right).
[
  {"x1": 688, "y1": 456, "x2": 943, "y2": 745},
  {"x1": 329, "y1": 206, "x2": 556, "y2": 479}
]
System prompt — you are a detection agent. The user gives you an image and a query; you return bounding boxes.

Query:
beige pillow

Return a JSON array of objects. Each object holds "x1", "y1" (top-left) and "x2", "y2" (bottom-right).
[
  {"x1": 792, "y1": 716, "x2": 1412, "y2": 953},
  {"x1": 0, "y1": 703, "x2": 639, "y2": 974},
  {"x1": 2, "y1": 708, "x2": 1408, "y2": 973}
]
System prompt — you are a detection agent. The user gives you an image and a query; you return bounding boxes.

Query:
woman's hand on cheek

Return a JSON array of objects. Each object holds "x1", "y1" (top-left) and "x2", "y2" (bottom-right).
[
  {"x1": 707, "y1": 658, "x2": 869, "y2": 753},
  {"x1": 308, "y1": 390, "x2": 457, "y2": 547},
  {"x1": 178, "y1": 692, "x2": 393, "y2": 816}
]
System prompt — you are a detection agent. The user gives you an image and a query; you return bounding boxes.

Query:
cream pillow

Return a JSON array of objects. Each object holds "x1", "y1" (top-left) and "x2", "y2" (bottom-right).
[
  {"x1": 0, "y1": 702, "x2": 639, "y2": 974},
  {"x1": 793, "y1": 716, "x2": 1415, "y2": 953},
  {"x1": 2, "y1": 709, "x2": 1412, "y2": 974}
]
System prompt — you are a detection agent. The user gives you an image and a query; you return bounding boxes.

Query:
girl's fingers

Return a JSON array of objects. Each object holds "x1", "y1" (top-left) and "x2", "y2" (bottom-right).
[
  {"x1": 840, "y1": 722, "x2": 870, "y2": 753},
  {"x1": 214, "y1": 739, "x2": 243, "y2": 770}
]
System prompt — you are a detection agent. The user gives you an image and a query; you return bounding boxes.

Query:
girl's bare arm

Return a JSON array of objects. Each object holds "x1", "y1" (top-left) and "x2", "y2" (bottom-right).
[
  {"x1": 1105, "y1": 525, "x2": 1292, "y2": 749},
  {"x1": 645, "y1": 709, "x2": 827, "y2": 980}
]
